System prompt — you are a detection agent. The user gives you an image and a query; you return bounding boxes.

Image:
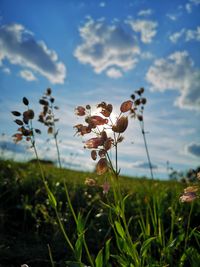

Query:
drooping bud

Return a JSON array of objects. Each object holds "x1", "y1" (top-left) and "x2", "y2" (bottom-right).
[
  {"x1": 112, "y1": 116, "x2": 128, "y2": 133},
  {"x1": 85, "y1": 137, "x2": 103, "y2": 149},
  {"x1": 91, "y1": 150, "x2": 97, "y2": 160},
  {"x1": 96, "y1": 158, "x2": 108, "y2": 175},
  {"x1": 120, "y1": 100, "x2": 133, "y2": 113}
]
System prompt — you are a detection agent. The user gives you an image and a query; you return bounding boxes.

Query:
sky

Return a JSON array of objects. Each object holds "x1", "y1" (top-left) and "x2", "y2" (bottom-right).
[{"x1": 0, "y1": 0, "x2": 200, "y2": 180}]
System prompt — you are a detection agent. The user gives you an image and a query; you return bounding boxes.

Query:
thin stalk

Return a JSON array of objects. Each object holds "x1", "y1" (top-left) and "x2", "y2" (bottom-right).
[
  {"x1": 47, "y1": 244, "x2": 56, "y2": 267},
  {"x1": 184, "y1": 202, "x2": 194, "y2": 251},
  {"x1": 29, "y1": 118, "x2": 74, "y2": 253},
  {"x1": 140, "y1": 118, "x2": 154, "y2": 180},
  {"x1": 53, "y1": 120, "x2": 94, "y2": 267}
]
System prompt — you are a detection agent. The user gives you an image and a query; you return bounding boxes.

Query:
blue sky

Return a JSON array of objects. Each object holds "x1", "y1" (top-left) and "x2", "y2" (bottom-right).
[{"x1": 0, "y1": 0, "x2": 200, "y2": 179}]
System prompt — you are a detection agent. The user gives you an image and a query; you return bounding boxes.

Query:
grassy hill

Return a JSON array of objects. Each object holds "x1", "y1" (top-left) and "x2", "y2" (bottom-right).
[{"x1": 0, "y1": 159, "x2": 199, "y2": 267}]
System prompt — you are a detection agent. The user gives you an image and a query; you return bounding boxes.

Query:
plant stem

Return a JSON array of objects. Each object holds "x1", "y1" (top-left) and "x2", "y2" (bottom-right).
[
  {"x1": 140, "y1": 118, "x2": 154, "y2": 180},
  {"x1": 184, "y1": 202, "x2": 194, "y2": 251}
]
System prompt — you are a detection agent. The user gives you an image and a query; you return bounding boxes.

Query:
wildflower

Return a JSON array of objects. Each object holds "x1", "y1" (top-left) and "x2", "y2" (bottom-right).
[
  {"x1": 85, "y1": 178, "x2": 97, "y2": 187},
  {"x1": 74, "y1": 124, "x2": 91, "y2": 135},
  {"x1": 180, "y1": 192, "x2": 197, "y2": 203},
  {"x1": 112, "y1": 116, "x2": 128, "y2": 133},
  {"x1": 97, "y1": 102, "x2": 113, "y2": 117},
  {"x1": 102, "y1": 181, "x2": 110, "y2": 194},
  {"x1": 85, "y1": 137, "x2": 104, "y2": 149},
  {"x1": 75, "y1": 106, "x2": 86, "y2": 116},
  {"x1": 120, "y1": 100, "x2": 133, "y2": 113},
  {"x1": 86, "y1": 115, "x2": 108, "y2": 127}
]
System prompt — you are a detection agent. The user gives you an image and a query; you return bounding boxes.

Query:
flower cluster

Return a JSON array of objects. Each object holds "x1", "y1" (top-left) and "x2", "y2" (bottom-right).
[
  {"x1": 11, "y1": 97, "x2": 41, "y2": 143},
  {"x1": 38, "y1": 88, "x2": 59, "y2": 135},
  {"x1": 74, "y1": 89, "x2": 146, "y2": 176}
]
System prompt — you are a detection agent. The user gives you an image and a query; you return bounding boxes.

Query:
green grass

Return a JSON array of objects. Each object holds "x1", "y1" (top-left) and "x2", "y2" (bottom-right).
[{"x1": 0, "y1": 159, "x2": 199, "y2": 267}]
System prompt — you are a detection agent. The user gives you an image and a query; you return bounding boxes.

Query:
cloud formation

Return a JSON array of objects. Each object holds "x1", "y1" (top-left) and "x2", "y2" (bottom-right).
[
  {"x1": 19, "y1": 69, "x2": 37, "y2": 81},
  {"x1": 74, "y1": 18, "x2": 140, "y2": 78},
  {"x1": 127, "y1": 19, "x2": 158, "y2": 43},
  {"x1": 138, "y1": 9, "x2": 153, "y2": 17},
  {"x1": 0, "y1": 23, "x2": 66, "y2": 83},
  {"x1": 185, "y1": 0, "x2": 200, "y2": 13},
  {"x1": 146, "y1": 51, "x2": 200, "y2": 110},
  {"x1": 169, "y1": 26, "x2": 200, "y2": 43},
  {"x1": 186, "y1": 143, "x2": 200, "y2": 157}
]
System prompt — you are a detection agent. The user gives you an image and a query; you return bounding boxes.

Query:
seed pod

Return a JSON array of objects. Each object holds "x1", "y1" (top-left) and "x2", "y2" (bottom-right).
[
  {"x1": 91, "y1": 150, "x2": 97, "y2": 160},
  {"x1": 35, "y1": 129, "x2": 41, "y2": 134},
  {"x1": 96, "y1": 158, "x2": 108, "y2": 175},
  {"x1": 141, "y1": 98, "x2": 147, "y2": 105},
  {"x1": 22, "y1": 97, "x2": 29, "y2": 106},
  {"x1": 46, "y1": 88, "x2": 52, "y2": 95},
  {"x1": 130, "y1": 94, "x2": 135, "y2": 100},
  {"x1": 134, "y1": 99, "x2": 141, "y2": 106},
  {"x1": 11, "y1": 111, "x2": 21, "y2": 116},
  {"x1": 120, "y1": 100, "x2": 133, "y2": 113},
  {"x1": 112, "y1": 116, "x2": 128, "y2": 133},
  {"x1": 39, "y1": 99, "x2": 49, "y2": 105},
  {"x1": 137, "y1": 115, "x2": 143, "y2": 121},
  {"x1": 14, "y1": 119, "x2": 24, "y2": 126},
  {"x1": 48, "y1": 127, "x2": 53, "y2": 134}
]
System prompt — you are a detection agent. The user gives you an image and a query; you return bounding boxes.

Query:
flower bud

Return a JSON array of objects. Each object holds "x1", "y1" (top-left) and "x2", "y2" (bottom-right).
[{"x1": 112, "y1": 116, "x2": 128, "y2": 133}]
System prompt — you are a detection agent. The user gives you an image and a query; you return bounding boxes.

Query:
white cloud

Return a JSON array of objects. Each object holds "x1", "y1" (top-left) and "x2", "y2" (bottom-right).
[
  {"x1": 146, "y1": 51, "x2": 200, "y2": 110},
  {"x1": 169, "y1": 26, "x2": 200, "y2": 43},
  {"x1": 106, "y1": 67, "x2": 123, "y2": 78},
  {"x1": 185, "y1": 0, "x2": 200, "y2": 13},
  {"x1": 138, "y1": 9, "x2": 153, "y2": 17},
  {"x1": 186, "y1": 142, "x2": 200, "y2": 157},
  {"x1": 169, "y1": 28, "x2": 185, "y2": 43},
  {"x1": 127, "y1": 19, "x2": 158, "y2": 43},
  {"x1": 166, "y1": 13, "x2": 178, "y2": 21},
  {"x1": 74, "y1": 18, "x2": 140, "y2": 77},
  {"x1": 140, "y1": 51, "x2": 154, "y2": 60},
  {"x1": 0, "y1": 23, "x2": 66, "y2": 84},
  {"x1": 19, "y1": 69, "x2": 37, "y2": 81},
  {"x1": 185, "y1": 26, "x2": 200, "y2": 41}
]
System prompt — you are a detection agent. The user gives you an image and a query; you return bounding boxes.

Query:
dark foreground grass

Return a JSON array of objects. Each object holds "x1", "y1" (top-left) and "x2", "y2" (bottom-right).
[{"x1": 0, "y1": 159, "x2": 200, "y2": 267}]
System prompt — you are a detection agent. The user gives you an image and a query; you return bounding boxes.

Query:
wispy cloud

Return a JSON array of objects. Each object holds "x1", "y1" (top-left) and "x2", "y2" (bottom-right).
[
  {"x1": 138, "y1": 9, "x2": 153, "y2": 17},
  {"x1": 127, "y1": 19, "x2": 158, "y2": 43},
  {"x1": 0, "y1": 23, "x2": 66, "y2": 84},
  {"x1": 106, "y1": 67, "x2": 123, "y2": 78},
  {"x1": 74, "y1": 18, "x2": 140, "y2": 78},
  {"x1": 19, "y1": 69, "x2": 37, "y2": 81},
  {"x1": 146, "y1": 51, "x2": 200, "y2": 110},
  {"x1": 169, "y1": 26, "x2": 200, "y2": 43}
]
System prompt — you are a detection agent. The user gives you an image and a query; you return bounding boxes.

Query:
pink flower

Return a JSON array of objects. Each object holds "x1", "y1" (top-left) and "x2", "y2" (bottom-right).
[
  {"x1": 86, "y1": 116, "x2": 108, "y2": 127},
  {"x1": 180, "y1": 192, "x2": 197, "y2": 203},
  {"x1": 102, "y1": 181, "x2": 110, "y2": 194},
  {"x1": 85, "y1": 137, "x2": 104, "y2": 149}
]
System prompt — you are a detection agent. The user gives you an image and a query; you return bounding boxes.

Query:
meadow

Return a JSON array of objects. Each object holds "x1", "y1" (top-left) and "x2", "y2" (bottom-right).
[{"x1": 1, "y1": 88, "x2": 200, "y2": 267}]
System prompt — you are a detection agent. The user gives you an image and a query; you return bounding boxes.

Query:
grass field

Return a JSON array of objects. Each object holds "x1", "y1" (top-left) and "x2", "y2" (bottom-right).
[{"x1": 0, "y1": 159, "x2": 200, "y2": 267}]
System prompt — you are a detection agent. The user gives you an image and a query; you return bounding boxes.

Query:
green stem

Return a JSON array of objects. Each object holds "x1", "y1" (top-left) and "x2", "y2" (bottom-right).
[{"x1": 184, "y1": 202, "x2": 194, "y2": 251}]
